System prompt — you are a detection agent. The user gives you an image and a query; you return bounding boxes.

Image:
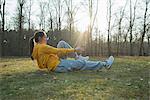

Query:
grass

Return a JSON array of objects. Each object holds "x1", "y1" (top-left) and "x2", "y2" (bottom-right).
[{"x1": 0, "y1": 57, "x2": 150, "y2": 100}]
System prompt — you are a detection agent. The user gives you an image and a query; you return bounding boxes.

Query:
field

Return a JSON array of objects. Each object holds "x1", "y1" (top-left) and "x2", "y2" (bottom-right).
[{"x1": 0, "y1": 57, "x2": 150, "y2": 100}]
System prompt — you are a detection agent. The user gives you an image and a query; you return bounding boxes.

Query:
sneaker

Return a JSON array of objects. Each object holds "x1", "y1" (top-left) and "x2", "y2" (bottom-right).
[
  {"x1": 76, "y1": 54, "x2": 89, "y2": 60},
  {"x1": 105, "y1": 56, "x2": 114, "y2": 69}
]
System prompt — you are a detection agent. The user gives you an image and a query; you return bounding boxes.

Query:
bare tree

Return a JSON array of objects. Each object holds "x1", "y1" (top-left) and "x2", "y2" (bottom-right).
[
  {"x1": 38, "y1": 1, "x2": 47, "y2": 30},
  {"x1": 116, "y1": 0, "x2": 128, "y2": 56},
  {"x1": 47, "y1": 0, "x2": 53, "y2": 31},
  {"x1": 129, "y1": 0, "x2": 133, "y2": 56},
  {"x1": 139, "y1": 0, "x2": 149, "y2": 56},
  {"x1": 107, "y1": 0, "x2": 112, "y2": 56},
  {"x1": 95, "y1": 27, "x2": 98, "y2": 56},
  {"x1": 0, "y1": 0, "x2": 5, "y2": 57},
  {"x1": 78, "y1": 0, "x2": 98, "y2": 55},
  {"x1": 147, "y1": 25, "x2": 150, "y2": 53},
  {"x1": 18, "y1": 0, "x2": 25, "y2": 31},
  {"x1": 65, "y1": 0, "x2": 74, "y2": 42},
  {"x1": 98, "y1": 31, "x2": 101, "y2": 56},
  {"x1": 0, "y1": 0, "x2": 5, "y2": 32},
  {"x1": 64, "y1": 0, "x2": 79, "y2": 44},
  {"x1": 26, "y1": 0, "x2": 33, "y2": 30},
  {"x1": 122, "y1": 27, "x2": 128, "y2": 55},
  {"x1": 85, "y1": 0, "x2": 98, "y2": 55},
  {"x1": 147, "y1": 31, "x2": 150, "y2": 55},
  {"x1": 52, "y1": 0, "x2": 63, "y2": 31},
  {"x1": 145, "y1": 23, "x2": 150, "y2": 55},
  {"x1": 17, "y1": 0, "x2": 25, "y2": 56},
  {"x1": 2, "y1": 0, "x2": 5, "y2": 32},
  {"x1": 58, "y1": 0, "x2": 61, "y2": 30},
  {"x1": 129, "y1": 0, "x2": 137, "y2": 56},
  {"x1": 0, "y1": 0, "x2": 1, "y2": 30}
]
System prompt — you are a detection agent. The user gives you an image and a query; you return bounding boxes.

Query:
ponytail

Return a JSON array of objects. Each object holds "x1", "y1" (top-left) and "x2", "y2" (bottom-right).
[
  {"x1": 29, "y1": 37, "x2": 34, "y2": 60},
  {"x1": 29, "y1": 30, "x2": 45, "y2": 60}
]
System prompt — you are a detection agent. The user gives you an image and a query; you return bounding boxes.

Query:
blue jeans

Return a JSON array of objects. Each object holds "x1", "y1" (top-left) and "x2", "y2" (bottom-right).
[
  {"x1": 57, "y1": 40, "x2": 73, "y2": 48},
  {"x1": 55, "y1": 59, "x2": 106, "y2": 72},
  {"x1": 54, "y1": 40, "x2": 106, "y2": 72},
  {"x1": 57, "y1": 40, "x2": 76, "y2": 59}
]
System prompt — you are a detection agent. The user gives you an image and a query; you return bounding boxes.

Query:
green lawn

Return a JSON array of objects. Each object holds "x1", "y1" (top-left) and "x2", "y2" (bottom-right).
[{"x1": 0, "y1": 57, "x2": 150, "y2": 100}]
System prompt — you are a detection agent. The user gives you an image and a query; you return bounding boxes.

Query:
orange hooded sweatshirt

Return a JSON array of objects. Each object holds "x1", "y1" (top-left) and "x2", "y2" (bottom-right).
[{"x1": 32, "y1": 44, "x2": 75, "y2": 71}]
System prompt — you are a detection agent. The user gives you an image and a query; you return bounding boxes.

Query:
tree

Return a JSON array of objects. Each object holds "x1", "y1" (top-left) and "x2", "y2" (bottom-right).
[
  {"x1": 129, "y1": 0, "x2": 137, "y2": 56},
  {"x1": 116, "y1": 0, "x2": 127, "y2": 56},
  {"x1": 0, "y1": 0, "x2": 5, "y2": 57},
  {"x1": 0, "y1": 0, "x2": 5, "y2": 32},
  {"x1": 147, "y1": 25, "x2": 150, "y2": 54},
  {"x1": 79, "y1": 0, "x2": 98, "y2": 55},
  {"x1": 139, "y1": 0, "x2": 149, "y2": 56},
  {"x1": 0, "y1": 0, "x2": 5, "y2": 56},
  {"x1": 58, "y1": 0, "x2": 61, "y2": 31},
  {"x1": 147, "y1": 32, "x2": 150, "y2": 55},
  {"x1": 18, "y1": 0, "x2": 25, "y2": 31},
  {"x1": 95, "y1": 27, "x2": 98, "y2": 56},
  {"x1": 107, "y1": 0, "x2": 112, "y2": 56},
  {"x1": 47, "y1": 0, "x2": 53, "y2": 31},
  {"x1": 80, "y1": 0, "x2": 98, "y2": 55},
  {"x1": 65, "y1": 0, "x2": 73, "y2": 42},
  {"x1": 52, "y1": 0, "x2": 63, "y2": 31},
  {"x1": 38, "y1": 1, "x2": 46, "y2": 30},
  {"x1": 65, "y1": 0, "x2": 74, "y2": 42},
  {"x1": 17, "y1": 0, "x2": 25, "y2": 56},
  {"x1": 26, "y1": 0, "x2": 33, "y2": 30}
]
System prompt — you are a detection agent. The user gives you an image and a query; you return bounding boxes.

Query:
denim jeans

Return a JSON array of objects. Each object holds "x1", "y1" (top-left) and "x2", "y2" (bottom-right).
[
  {"x1": 55, "y1": 59, "x2": 106, "y2": 72},
  {"x1": 57, "y1": 40, "x2": 73, "y2": 48},
  {"x1": 54, "y1": 40, "x2": 106, "y2": 72},
  {"x1": 57, "y1": 40, "x2": 76, "y2": 59}
]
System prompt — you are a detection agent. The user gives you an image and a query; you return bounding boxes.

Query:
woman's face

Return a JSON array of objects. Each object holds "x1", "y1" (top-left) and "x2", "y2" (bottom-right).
[{"x1": 41, "y1": 33, "x2": 48, "y2": 44}]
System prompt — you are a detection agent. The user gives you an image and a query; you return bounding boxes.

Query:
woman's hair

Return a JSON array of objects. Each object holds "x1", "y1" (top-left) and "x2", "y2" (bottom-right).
[{"x1": 29, "y1": 31, "x2": 45, "y2": 60}]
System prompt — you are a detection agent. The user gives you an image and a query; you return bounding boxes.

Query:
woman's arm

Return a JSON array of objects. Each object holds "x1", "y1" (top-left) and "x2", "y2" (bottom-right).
[{"x1": 42, "y1": 45, "x2": 76, "y2": 55}]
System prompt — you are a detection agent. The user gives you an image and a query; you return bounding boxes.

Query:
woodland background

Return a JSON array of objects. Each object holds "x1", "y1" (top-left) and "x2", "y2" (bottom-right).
[{"x1": 0, "y1": 0, "x2": 149, "y2": 57}]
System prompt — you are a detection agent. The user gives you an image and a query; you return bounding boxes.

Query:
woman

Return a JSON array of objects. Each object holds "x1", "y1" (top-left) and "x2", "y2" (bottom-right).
[{"x1": 30, "y1": 30, "x2": 114, "y2": 72}]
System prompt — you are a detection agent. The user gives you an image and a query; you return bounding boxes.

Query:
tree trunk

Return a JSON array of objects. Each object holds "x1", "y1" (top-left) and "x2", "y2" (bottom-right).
[
  {"x1": 19, "y1": 3, "x2": 23, "y2": 56},
  {"x1": 0, "y1": 0, "x2": 6, "y2": 57},
  {"x1": 28, "y1": 0, "x2": 31, "y2": 30},
  {"x1": 50, "y1": 18, "x2": 53, "y2": 30},
  {"x1": 139, "y1": 1, "x2": 148, "y2": 56},
  {"x1": 107, "y1": 0, "x2": 112, "y2": 56},
  {"x1": 129, "y1": 0, "x2": 133, "y2": 56},
  {"x1": 58, "y1": 0, "x2": 61, "y2": 31},
  {"x1": 98, "y1": 32, "x2": 101, "y2": 56},
  {"x1": 117, "y1": 20, "x2": 122, "y2": 56},
  {"x1": 2, "y1": 0, "x2": 5, "y2": 32},
  {"x1": 148, "y1": 37, "x2": 150, "y2": 55}
]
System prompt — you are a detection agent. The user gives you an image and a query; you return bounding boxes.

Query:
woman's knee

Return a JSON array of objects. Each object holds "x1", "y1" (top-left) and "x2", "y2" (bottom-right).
[{"x1": 57, "y1": 40, "x2": 66, "y2": 48}]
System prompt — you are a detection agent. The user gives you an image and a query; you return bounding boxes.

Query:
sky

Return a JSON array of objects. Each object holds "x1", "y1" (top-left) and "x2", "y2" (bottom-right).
[{"x1": 3, "y1": 0, "x2": 148, "y2": 35}]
